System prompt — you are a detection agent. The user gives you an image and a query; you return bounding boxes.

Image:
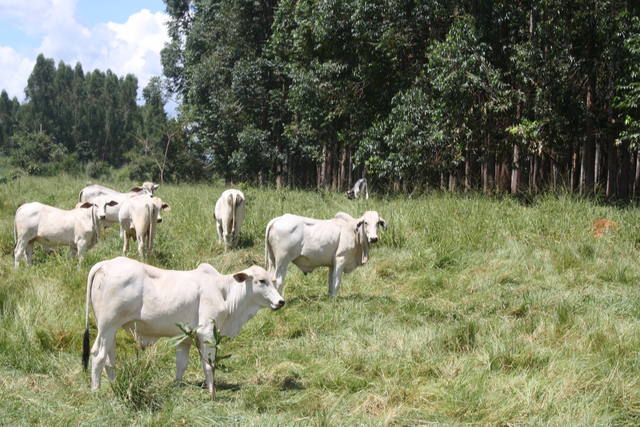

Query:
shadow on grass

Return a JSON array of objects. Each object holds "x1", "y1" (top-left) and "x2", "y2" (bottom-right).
[{"x1": 183, "y1": 380, "x2": 241, "y2": 392}]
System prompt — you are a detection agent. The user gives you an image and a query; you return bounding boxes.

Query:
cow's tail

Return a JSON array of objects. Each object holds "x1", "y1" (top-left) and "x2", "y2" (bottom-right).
[
  {"x1": 227, "y1": 192, "x2": 236, "y2": 244},
  {"x1": 83, "y1": 263, "x2": 101, "y2": 371},
  {"x1": 147, "y1": 201, "x2": 156, "y2": 255},
  {"x1": 12, "y1": 215, "x2": 17, "y2": 251},
  {"x1": 91, "y1": 204, "x2": 100, "y2": 245},
  {"x1": 264, "y1": 218, "x2": 276, "y2": 271}
]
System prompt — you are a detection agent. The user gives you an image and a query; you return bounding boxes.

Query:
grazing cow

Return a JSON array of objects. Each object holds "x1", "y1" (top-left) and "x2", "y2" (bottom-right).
[
  {"x1": 78, "y1": 182, "x2": 159, "y2": 224},
  {"x1": 214, "y1": 189, "x2": 246, "y2": 250},
  {"x1": 346, "y1": 178, "x2": 369, "y2": 200},
  {"x1": 14, "y1": 201, "x2": 106, "y2": 266},
  {"x1": 118, "y1": 195, "x2": 170, "y2": 258},
  {"x1": 265, "y1": 210, "x2": 386, "y2": 297},
  {"x1": 82, "y1": 257, "x2": 285, "y2": 397}
]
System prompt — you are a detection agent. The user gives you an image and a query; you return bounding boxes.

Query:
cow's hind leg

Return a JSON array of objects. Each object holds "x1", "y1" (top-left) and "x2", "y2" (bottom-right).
[
  {"x1": 90, "y1": 327, "x2": 117, "y2": 390},
  {"x1": 14, "y1": 239, "x2": 26, "y2": 267},
  {"x1": 24, "y1": 242, "x2": 34, "y2": 265},
  {"x1": 105, "y1": 343, "x2": 116, "y2": 381},
  {"x1": 273, "y1": 259, "x2": 290, "y2": 295},
  {"x1": 215, "y1": 221, "x2": 223, "y2": 244}
]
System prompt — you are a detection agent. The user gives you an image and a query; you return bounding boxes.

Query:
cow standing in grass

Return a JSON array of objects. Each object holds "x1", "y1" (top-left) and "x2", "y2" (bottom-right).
[
  {"x1": 214, "y1": 189, "x2": 246, "y2": 250},
  {"x1": 346, "y1": 178, "x2": 369, "y2": 200},
  {"x1": 13, "y1": 200, "x2": 116, "y2": 266},
  {"x1": 118, "y1": 195, "x2": 170, "y2": 258},
  {"x1": 79, "y1": 182, "x2": 160, "y2": 225},
  {"x1": 82, "y1": 257, "x2": 285, "y2": 398},
  {"x1": 265, "y1": 210, "x2": 386, "y2": 297}
]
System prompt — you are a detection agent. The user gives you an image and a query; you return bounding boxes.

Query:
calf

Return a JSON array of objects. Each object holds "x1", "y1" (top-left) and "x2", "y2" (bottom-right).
[
  {"x1": 346, "y1": 178, "x2": 369, "y2": 200},
  {"x1": 82, "y1": 257, "x2": 285, "y2": 397},
  {"x1": 78, "y1": 182, "x2": 159, "y2": 225},
  {"x1": 265, "y1": 210, "x2": 386, "y2": 296},
  {"x1": 14, "y1": 201, "x2": 105, "y2": 266},
  {"x1": 118, "y1": 195, "x2": 170, "y2": 258},
  {"x1": 213, "y1": 189, "x2": 246, "y2": 250}
]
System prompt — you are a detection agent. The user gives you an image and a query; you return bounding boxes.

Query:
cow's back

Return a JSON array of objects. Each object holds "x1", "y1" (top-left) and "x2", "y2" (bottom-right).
[
  {"x1": 269, "y1": 214, "x2": 341, "y2": 269},
  {"x1": 92, "y1": 257, "x2": 207, "y2": 337}
]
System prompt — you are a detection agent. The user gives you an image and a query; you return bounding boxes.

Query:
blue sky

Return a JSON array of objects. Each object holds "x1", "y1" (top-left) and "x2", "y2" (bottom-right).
[{"x1": 0, "y1": 0, "x2": 169, "y2": 105}]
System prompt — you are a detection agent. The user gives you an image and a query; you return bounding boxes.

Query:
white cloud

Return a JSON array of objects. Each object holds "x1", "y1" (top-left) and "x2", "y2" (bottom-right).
[
  {"x1": 0, "y1": 1, "x2": 168, "y2": 102},
  {"x1": 0, "y1": 46, "x2": 35, "y2": 99}
]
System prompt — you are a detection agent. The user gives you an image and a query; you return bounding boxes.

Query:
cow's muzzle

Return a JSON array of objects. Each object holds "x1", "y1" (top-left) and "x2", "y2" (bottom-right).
[
  {"x1": 369, "y1": 236, "x2": 379, "y2": 243},
  {"x1": 98, "y1": 215, "x2": 106, "y2": 220},
  {"x1": 157, "y1": 218, "x2": 162, "y2": 223},
  {"x1": 271, "y1": 299, "x2": 285, "y2": 310}
]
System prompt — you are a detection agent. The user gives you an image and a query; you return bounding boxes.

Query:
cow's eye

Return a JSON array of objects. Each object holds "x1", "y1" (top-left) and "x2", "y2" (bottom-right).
[{"x1": 259, "y1": 279, "x2": 267, "y2": 285}]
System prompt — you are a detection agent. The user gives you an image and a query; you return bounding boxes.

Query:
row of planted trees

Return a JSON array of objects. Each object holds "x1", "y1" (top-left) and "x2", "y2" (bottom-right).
[
  {"x1": 161, "y1": 0, "x2": 640, "y2": 199},
  {"x1": 0, "y1": 54, "x2": 206, "y2": 182}
]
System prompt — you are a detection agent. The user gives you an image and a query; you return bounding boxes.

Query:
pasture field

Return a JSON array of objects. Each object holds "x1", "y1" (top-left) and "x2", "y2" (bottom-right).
[{"x1": 2, "y1": 175, "x2": 640, "y2": 425}]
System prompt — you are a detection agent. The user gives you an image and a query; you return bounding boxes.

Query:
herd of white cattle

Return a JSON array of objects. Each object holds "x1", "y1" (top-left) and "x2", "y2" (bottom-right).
[{"x1": 12, "y1": 179, "x2": 384, "y2": 398}]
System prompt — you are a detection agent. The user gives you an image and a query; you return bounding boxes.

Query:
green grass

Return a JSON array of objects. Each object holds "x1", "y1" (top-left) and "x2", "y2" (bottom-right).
[{"x1": 2, "y1": 175, "x2": 640, "y2": 424}]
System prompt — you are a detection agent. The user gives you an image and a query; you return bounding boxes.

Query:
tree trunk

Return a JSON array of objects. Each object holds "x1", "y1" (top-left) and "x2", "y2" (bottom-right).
[
  {"x1": 571, "y1": 143, "x2": 580, "y2": 192},
  {"x1": 594, "y1": 142, "x2": 601, "y2": 193},
  {"x1": 511, "y1": 144, "x2": 520, "y2": 194},
  {"x1": 464, "y1": 154, "x2": 472, "y2": 192},
  {"x1": 448, "y1": 173, "x2": 456, "y2": 192},
  {"x1": 634, "y1": 152, "x2": 640, "y2": 198},
  {"x1": 606, "y1": 141, "x2": 617, "y2": 198},
  {"x1": 618, "y1": 143, "x2": 630, "y2": 201}
]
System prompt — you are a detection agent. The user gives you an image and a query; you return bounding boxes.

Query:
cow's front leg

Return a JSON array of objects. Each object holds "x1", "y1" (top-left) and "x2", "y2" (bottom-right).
[
  {"x1": 175, "y1": 339, "x2": 191, "y2": 385},
  {"x1": 196, "y1": 327, "x2": 216, "y2": 399},
  {"x1": 76, "y1": 239, "x2": 89, "y2": 263},
  {"x1": 328, "y1": 262, "x2": 345, "y2": 297}
]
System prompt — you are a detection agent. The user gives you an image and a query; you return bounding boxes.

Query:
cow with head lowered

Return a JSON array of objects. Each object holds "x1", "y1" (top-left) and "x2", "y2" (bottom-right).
[
  {"x1": 265, "y1": 210, "x2": 386, "y2": 297},
  {"x1": 346, "y1": 178, "x2": 369, "y2": 200},
  {"x1": 82, "y1": 256, "x2": 285, "y2": 398},
  {"x1": 13, "y1": 200, "x2": 116, "y2": 266}
]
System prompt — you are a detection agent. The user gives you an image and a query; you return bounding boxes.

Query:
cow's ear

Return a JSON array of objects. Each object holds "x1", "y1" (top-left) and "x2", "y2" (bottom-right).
[
  {"x1": 130, "y1": 186, "x2": 143, "y2": 192},
  {"x1": 107, "y1": 200, "x2": 119, "y2": 206},
  {"x1": 355, "y1": 219, "x2": 365, "y2": 233},
  {"x1": 379, "y1": 218, "x2": 387, "y2": 231},
  {"x1": 78, "y1": 202, "x2": 94, "y2": 209},
  {"x1": 153, "y1": 183, "x2": 160, "y2": 190},
  {"x1": 233, "y1": 272, "x2": 251, "y2": 283},
  {"x1": 161, "y1": 203, "x2": 171, "y2": 211}
]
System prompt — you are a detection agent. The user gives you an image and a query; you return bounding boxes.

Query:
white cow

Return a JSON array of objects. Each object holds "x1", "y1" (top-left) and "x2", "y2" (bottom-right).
[
  {"x1": 346, "y1": 178, "x2": 369, "y2": 200},
  {"x1": 82, "y1": 256, "x2": 285, "y2": 397},
  {"x1": 78, "y1": 182, "x2": 159, "y2": 224},
  {"x1": 213, "y1": 189, "x2": 246, "y2": 250},
  {"x1": 265, "y1": 210, "x2": 386, "y2": 297},
  {"x1": 14, "y1": 201, "x2": 108, "y2": 266},
  {"x1": 118, "y1": 195, "x2": 170, "y2": 258}
]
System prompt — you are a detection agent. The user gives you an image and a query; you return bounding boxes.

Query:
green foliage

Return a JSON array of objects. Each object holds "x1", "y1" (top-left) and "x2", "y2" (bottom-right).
[{"x1": 10, "y1": 131, "x2": 68, "y2": 175}]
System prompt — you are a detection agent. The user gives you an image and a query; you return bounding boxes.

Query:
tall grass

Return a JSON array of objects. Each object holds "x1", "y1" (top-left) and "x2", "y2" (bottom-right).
[{"x1": 1, "y1": 175, "x2": 640, "y2": 424}]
